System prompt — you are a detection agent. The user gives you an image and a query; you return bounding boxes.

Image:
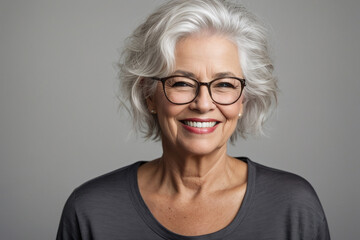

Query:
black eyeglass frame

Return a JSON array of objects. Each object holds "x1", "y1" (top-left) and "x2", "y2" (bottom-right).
[{"x1": 151, "y1": 75, "x2": 246, "y2": 105}]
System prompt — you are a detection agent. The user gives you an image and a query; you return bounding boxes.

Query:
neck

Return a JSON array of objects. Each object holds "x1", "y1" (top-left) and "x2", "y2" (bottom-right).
[{"x1": 155, "y1": 145, "x2": 236, "y2": 197}]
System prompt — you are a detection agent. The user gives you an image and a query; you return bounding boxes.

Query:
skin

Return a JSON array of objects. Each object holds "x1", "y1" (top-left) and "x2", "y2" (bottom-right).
[{"x1": 139, "y1": 33, "x2": 248, "y2": 236}]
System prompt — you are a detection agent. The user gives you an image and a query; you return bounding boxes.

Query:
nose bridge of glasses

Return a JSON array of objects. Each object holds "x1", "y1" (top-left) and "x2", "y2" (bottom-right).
[
  {"x1": 198, "y1": 81, "x2": 211, "y2": 87},
  {"x1": 195, "y1": 81, "x2": 213, "y2": 103},
  {"x1": 198, "y1": 81, "x2": 211, "y2": 92}
]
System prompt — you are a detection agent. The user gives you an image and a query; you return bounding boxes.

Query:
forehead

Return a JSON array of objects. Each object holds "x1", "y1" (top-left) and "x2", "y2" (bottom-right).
[{"x1": 173, "y1": 34, "x2": 243, "y2": 78}]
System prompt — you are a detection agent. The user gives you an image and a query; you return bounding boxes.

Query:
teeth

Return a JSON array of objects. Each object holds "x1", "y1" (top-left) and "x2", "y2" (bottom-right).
[{"x1": 184, "y1": 121, "x2": 217, "y2": 128}]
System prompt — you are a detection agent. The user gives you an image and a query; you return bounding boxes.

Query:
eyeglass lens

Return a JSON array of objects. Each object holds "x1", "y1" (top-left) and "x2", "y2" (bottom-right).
[{"x1": 163, "y1": 76, "x2": 243, "y2": 105}]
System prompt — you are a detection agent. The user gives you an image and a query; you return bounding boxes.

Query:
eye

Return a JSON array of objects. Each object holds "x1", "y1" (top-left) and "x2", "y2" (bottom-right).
[
  {"x1": 172, "y1": 81, "x2": 194, "y2": 87},
  {"x1": 214, "y1": 81, "x2": 236, "y2": 88},
  {"x1": 166, "y1": 77, "x2": 196, "y2": 88}
]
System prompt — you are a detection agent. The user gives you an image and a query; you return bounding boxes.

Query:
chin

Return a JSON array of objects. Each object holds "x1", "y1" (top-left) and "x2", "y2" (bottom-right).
[{"x1": 176, "y1": 139, "x2": 225, "y2": 157}]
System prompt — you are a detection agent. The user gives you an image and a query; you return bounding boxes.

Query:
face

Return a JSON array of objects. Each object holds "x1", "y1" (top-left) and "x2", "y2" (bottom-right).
[{"x1": 147, "y1": 33, "x2": 244, "y2": 156}]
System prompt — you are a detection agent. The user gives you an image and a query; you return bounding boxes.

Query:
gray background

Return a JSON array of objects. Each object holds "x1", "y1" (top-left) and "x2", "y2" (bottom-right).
[{"x1": 0, "y1": 0, "x2": 359, "y2": 239}]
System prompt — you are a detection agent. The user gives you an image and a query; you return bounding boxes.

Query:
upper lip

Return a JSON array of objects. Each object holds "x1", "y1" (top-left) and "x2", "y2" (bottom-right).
[{"x1": 180, "y1": 118, "x2": 221, "y2": 123}]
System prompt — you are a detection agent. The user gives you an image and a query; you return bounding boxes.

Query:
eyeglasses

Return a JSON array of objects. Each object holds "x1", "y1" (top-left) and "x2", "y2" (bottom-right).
[{"x1": 151, "y1": 75, "x2": 246, "y2": 105}]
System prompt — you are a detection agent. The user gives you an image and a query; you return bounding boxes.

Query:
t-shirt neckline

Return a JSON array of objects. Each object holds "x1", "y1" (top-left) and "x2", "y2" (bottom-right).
[{"x1": 128, "y1": 157, "x2": 256, "y2": 240}]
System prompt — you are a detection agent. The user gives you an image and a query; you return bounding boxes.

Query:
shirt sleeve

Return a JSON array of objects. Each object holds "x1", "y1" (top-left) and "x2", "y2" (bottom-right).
[
  {"x1": 56, "y1": 190, "x2": 82, "y2": 240},
  {"x1": 314, "y1": 217, "x2": 331, "y2": 240}
]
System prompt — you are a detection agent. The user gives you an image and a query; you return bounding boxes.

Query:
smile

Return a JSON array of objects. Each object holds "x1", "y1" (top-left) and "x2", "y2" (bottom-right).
[
  {"x1": 180, "y1": 118, "x2": 220, "y2": 134},
  {"x1": 183, "y1": 121, "x2": 217, "y2": 128}
]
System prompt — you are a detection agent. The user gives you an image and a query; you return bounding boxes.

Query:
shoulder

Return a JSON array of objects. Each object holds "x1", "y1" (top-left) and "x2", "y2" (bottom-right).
[
  {"x1": 67, "y1": 161, "x2": 142, "y2": 210},
  {"x1": 252, "y1": 160, "x2": 318, "y2": 195},
  {"x1": 57, "y1": 162, "x2": 148, "y2": 239},
  {"x1": 247, "y1": 159, "x2": 326, "y2": 220},
  {"x1": 235, "y1": 158, "x2": 330, "y2": 239}
]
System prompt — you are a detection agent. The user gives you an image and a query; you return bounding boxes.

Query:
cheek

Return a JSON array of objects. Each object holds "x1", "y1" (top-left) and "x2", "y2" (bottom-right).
[
  {"x1": 219, "y1": 102, "x2": 243, "y2": 135},
  {"x1": 222, "y1": 101, "x2": 243, "y2": 120},
  {"x1": 153, "y1": 86, "x2": 185, "y2": 118},
  {"x1": 156, "y1": 97, "x2": 180, "y2": 118},
  {"x1": 154, "y1": 93, "x2": 183, "y2": 133}
]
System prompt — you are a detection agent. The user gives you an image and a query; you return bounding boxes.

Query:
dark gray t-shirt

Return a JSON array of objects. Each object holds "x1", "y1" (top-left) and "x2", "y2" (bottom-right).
[{"x1": 56, "y1": 157, "x2": 330, "y2": 240}]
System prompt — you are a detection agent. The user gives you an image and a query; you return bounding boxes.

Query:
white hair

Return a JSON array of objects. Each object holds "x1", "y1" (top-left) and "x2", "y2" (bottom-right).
[{"x1": 118, "y1": 0, "x2": 278, "y2": 141}]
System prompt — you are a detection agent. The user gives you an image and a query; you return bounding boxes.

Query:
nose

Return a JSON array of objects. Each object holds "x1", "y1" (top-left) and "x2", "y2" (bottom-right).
[{"x1": 189, "y1": 85, "x2": 215, "y2": 113}]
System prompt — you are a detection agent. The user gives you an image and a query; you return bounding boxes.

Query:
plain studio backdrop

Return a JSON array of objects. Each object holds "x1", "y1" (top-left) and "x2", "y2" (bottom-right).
[{"x1": 0, "y1": 0, "x2": 359, "y2": 239}]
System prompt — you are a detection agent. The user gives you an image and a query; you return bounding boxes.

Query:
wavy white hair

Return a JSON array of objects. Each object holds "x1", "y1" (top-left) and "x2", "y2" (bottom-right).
[{"x1": 118, "y1": 0, "x2": 278, "y2": 141}]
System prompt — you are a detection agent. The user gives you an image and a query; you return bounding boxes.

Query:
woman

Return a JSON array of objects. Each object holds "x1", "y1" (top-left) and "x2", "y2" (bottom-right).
[{"x1": 57, "y1": 0, "x2": 330, "y2": 239}]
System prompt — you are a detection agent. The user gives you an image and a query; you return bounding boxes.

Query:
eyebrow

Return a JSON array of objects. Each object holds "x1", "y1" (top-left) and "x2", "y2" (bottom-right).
[
  {"x1": 172, "y1": 70, "x2": 196, "y2": 78},
  {"x1": 213, "y1": 72, "x2": 237, "y2": 78},
  {"x1": 172, "y1": 70, "x2": 238, "y2": 79}
]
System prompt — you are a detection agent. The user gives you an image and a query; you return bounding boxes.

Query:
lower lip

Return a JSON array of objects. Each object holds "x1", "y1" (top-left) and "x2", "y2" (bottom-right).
[{"x1": 181, "y1": 123, "x2": 218, "y2": 134}]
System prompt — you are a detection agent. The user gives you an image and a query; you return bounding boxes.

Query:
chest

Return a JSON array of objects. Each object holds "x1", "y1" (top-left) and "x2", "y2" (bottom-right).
[{"x1": 143, "y1": 189, "x2": 246, "y2": 236}]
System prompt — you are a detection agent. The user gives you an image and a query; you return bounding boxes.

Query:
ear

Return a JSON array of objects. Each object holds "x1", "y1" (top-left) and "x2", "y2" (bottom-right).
[
  {"x1": 146, "y1": 95, "x2": 156, "y2": 113},
  {"x1": 139, "y1": 77, "x2": 156, "y2": 113},
  {"x1": 240, "y1": 95, "x2": 245, "y2": 111}
]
